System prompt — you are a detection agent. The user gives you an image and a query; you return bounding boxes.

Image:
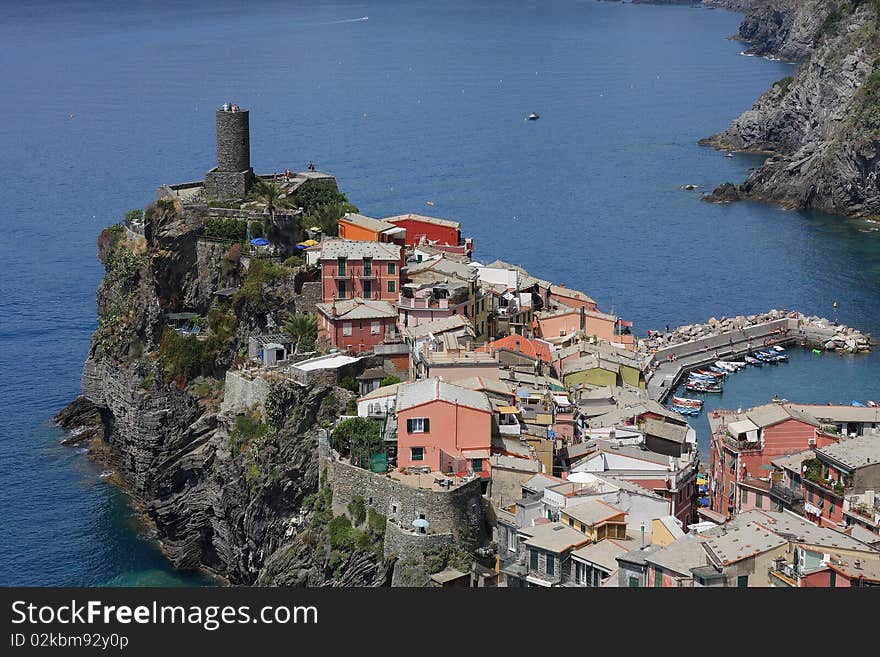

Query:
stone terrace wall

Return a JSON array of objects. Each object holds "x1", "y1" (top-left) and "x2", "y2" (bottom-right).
[{"x1": 328, "y1": 457, "x2": 486, "y2": 546}]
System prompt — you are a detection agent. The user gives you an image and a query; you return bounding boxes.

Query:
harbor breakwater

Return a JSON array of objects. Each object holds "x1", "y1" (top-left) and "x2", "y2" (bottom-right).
[{"x1": 641, "y1": 309, "x2": 873, "y2": 402}]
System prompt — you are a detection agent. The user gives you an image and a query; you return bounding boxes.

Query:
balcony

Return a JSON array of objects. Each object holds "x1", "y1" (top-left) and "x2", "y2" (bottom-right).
[
  {"x1": 332, "y1": 271, "x2": 350, "y2": 280},
  {"x1": 397, "y1": 296, "x2": 449, "y2": 310},
  {"x1": 358, "y1": 270, "x2": 376, "y2": 279},
  {"x1": 770, "y1": 483, "x2": 804, "y2": 505},
  {"x1": 844, "y1": 503, "x2": 880, "y2": 527},
  {"x1": 768, "y1": 562, "x2": 798, "y2": 588}
]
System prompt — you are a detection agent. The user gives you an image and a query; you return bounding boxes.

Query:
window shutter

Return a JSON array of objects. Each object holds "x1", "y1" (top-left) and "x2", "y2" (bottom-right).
[
  {"x1": 406, "y1": 419, "x2": 413, "y2": 433},
  {"x1": 423, "y1": 418, "x2": 430, "y2": 433}
]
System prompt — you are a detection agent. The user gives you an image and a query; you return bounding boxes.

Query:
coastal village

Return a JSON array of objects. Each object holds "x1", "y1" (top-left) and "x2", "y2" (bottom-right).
[{"x1": 138, "y1": 106, "x2": 880, "y2": 588}]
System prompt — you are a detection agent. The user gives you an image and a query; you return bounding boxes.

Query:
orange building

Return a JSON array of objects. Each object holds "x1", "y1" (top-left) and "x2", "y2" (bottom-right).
[
  {"x1": 337, "y1": 212, "x2": 406, "y2": 244},
  {"x1": 396, "y1": 378, "x2": 493, "y2": 479},
  {"x1": 476, "y1": 334, "x2": 553, "y2": 363}
]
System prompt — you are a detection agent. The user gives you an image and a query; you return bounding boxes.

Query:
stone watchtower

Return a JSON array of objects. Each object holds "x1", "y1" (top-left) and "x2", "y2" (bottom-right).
[{"x1": 204, "y1": 104, "x2": 256, "y2": 200}]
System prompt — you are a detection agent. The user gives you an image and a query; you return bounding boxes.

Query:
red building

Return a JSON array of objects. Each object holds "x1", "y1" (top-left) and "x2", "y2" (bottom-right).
[
  {"x1": 383, "y1": 214, "x2": 472, "y2": 255},
  {"x1": 318, "y1": 239, "x2": 402, "y2": 303},
  {"x1": 708, "y1": 403, "x2": 838, "y2": 520},
  {"x1": 316, "y1": 298, "x2": 399, "y2": 353}
]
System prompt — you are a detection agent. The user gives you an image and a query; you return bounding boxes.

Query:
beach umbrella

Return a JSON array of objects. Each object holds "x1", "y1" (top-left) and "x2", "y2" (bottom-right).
[
  {"x1": 412, "y1": 518, "x2": 429, "y2": 530},
  {"x1": 250, "y1": 237, "x2": 270, "y2": 246}
]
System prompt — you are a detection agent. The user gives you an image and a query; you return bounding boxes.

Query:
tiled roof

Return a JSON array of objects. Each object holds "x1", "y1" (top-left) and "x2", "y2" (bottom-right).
[
  {"x1": 644, "y1": 418, "x2": 689, "y2": 444},
  {"x1": 817, "y1": 434, "x2": 880, "y2": 470},
  {"x1": 563, "y1": 499, "x2": 625, "y2": 526},
  {"x1": 402, "y1": 315, "x2": 471, "y2": 340},
  {"x1": 477, "y1": 335, "x2": 553, "y2": 363},
  {"x1": 703, "y1": 522, "x2": 787, "y2": 566},
  {"x1": 383, "y1": 213, "x2": 461, "y2": 229},
  {"x1": 571, "y1": 539, "x2": 631, "y2": 571},
  {"x1": 395, "y1": 378, "x2": 492, "y2": 413},
  {"x1": 319, "y1": 238, "x2": 401, "y2": 260},
  {"x1": 521, "y1": 522, "x2": 590, "y2": 553},
  {"x1": 315, "y1": 298, "x2": 398, "y2": 320},
  {"x1": 548, "y1": 285, "x2": 596, "y2": 304},
  {"x1": 339, "y1": 213, "x2": 397, "y2": 233}
]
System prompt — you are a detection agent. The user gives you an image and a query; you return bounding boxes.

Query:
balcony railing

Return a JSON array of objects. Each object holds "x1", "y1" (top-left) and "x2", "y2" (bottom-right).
[
  {"x1": 770, "y1": 483, "x2": 804, "y2": 505},
  {"x1": 397, "y1": 296, "x2": 449, "y2": 310},
  {"x1": 768, "y1": 563, "x2": 798, "y2": 587}
]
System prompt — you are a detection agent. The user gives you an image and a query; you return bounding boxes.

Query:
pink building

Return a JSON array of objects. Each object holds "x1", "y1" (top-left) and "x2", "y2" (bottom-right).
[
  {"x1": 319, "y1": 239, "x2": 402, "y2": 303},
  {"x1": 316, "y1": 298, "x2": 399, "y2": 353},
  {"x1": 396, "y1": 378, "x2": 493, "y2": 479}
]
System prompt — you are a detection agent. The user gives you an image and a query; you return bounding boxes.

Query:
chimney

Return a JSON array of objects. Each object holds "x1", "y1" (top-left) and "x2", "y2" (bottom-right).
[{"x1": 579, "y1": 306, "x2": 586, "y2": 331}]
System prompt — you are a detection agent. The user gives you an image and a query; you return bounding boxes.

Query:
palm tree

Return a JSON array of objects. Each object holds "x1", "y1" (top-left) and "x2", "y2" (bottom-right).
[
  {"x1": 284, "y1": 312, "x2": 318, "y2": 353},
  {"x1": 248, "y1": 179, "x2": 291, "y2": 225}
]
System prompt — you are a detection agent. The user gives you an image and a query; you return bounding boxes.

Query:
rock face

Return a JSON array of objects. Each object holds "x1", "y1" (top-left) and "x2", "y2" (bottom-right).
[
  {"x1": 702, "y1": 1, "x2": 880, "y2": 219},
  {"x1": 56, "y1": 199, "x2": 390, "y2": 586}
]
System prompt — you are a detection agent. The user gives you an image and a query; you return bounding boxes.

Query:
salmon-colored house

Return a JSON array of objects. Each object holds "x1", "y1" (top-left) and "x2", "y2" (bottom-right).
[
  {"x1": 708, "y1": 404, "x2": 839, "y2": 520},
  {"x1": 319, "y1": 239, "x2": 402, "y2": 303},
  {"x1": 535, "y1": 307, "x2": 635, "y2": 350},
  {"x1": 396, "y1": 378, "x2": 493, "y2": 480}
]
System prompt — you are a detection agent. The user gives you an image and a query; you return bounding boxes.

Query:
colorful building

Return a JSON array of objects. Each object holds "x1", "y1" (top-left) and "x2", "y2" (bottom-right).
[
  {"x1": 383, "y1": 213, "x2": 470, "y2": 255},
  {"x1": 396, "y1": 378, "x2": 493, "y2": 479},
  {"x1": 337, "y1": 212, "x2": 406, "y2": 244},
  {"x1": 318, "y1": 239, "x2": 402, "y2": 303},
  {"x1": 315, "y1": 298, "x2": 399, "y2": 353},
  {"x1": 708, "y1": 403, "x2": 839, "y2": 520}
]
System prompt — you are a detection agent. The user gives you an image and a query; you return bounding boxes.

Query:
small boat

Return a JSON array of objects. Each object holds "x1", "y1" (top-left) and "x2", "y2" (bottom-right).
[
  {"x1": 744, "y1": 355, "x2": 762, "y2": 366},
  {"x1": 670, "y1": 405, "x2": 700, "y2": 417},
  {"x1": 527, "y1": 112, "x2": 540, "y2": 121},
  {"x1": 811, "y1": 348, "x2": 823, "y2": 355},
  {"x1": 686, "y1": 383, "x2": 723, "y2": 393},
  {"x1": 725, "y1": 152, "x2": 734, "y2": 158},
  {"x1": 672, "y1": 396, "x2": 704, "y2": 408},
  {"x1": 771, "y1": 345, "x2": 786, "y2": 352},
  {"x1": 726, "y1": 360, "x2": 747, "y2": 368}
]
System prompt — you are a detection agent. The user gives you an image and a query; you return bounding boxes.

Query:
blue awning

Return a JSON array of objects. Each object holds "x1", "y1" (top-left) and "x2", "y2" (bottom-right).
[{"x1": 250, "y1": 237, "x2": 270, "y2": 246}]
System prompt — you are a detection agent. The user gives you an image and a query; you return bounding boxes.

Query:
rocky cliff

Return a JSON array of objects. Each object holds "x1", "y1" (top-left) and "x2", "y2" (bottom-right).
[
  {"x1": 57, "y1": 199, "x2": 391, "y2": 586},
  {"x1": 702, "y1": 1, "x2": 880, "y2": 218}
]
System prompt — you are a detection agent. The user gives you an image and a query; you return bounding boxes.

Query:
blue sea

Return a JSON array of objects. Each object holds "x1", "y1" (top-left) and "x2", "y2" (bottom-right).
[{"x1": 1, "y1": 0, "x2": 877, "y2": 586}]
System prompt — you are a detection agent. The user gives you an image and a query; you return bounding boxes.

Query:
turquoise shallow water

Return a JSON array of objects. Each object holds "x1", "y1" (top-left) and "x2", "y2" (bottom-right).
[{"x1": 0, "y1": 0, "x2": 877, "y2": 585}]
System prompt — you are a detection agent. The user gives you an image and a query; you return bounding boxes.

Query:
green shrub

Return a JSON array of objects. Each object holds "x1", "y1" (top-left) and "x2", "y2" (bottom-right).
[
  {"x1": 331, "y1": 417, "x2": 382, "y2": 468},
  {"x1": 339, "y1": 376, "x2": 359, "y2": 393},
  {"x1": 204, "y1": 217, "x2": 247, "y2": 241},
  {"x1": 283, "y1": 255, "x2": 304, "y2": 267},
  {"x1": 292, "y1": 187, "x2": 353, "y2": 214},
  {"x1": 158, "y1": 327, "x2": 210, "y2": 382},
  {"x1": 380, "y1": 375, "x2": 402, "y2": 387},
  {"x1": 328, "y1": 515, "x2": 356, "y2": 550},
  {"x1": 232, "y1": 259, "x2": 290, "y2": 312},
  {"x1": 124, "y1": 209, "x2": 143, "y2": 224},
  {"x1": 347, "y1": 496, "x2": 367, "y2": 526},
  {"x1": 367, "y1": 508, "x2": 386, "y2": 536}
]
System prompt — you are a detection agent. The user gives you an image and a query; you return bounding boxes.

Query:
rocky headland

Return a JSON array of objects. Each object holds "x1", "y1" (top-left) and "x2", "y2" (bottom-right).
[
  {"x1": 702, "y1": 0, "x2": 880, "y2": 219},
  {"x1": 54, "y1": 199, "x2": 468, "y2": 586}
]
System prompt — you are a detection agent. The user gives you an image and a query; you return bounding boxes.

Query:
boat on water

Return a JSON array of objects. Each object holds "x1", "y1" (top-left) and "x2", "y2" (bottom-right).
[
  {"x1": 725, "y1": 152, "x2": 734, "y2": 158},
  {"x1": 686, "y1": 382, "x2": 723, "y2": 393},
  {"x1": 772, "y1": 345, "x2": 786, "y2": 352},
  {"x1": 527, "y1": 112, "x2": 540, "y2": 121},
  {"x1": 744, "y1": 355, "x2": 762, "y2": 366},
  {"x1": 670, "y1": 405, "x2": 700, "y2": 417},
  {"x1": 672, "y1": 396, "x2": 703, "y2": 408}
]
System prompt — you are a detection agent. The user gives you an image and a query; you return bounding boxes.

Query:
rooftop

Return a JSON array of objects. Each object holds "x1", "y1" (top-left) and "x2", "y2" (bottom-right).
[
  {"x1": 562, "y1": 499, "x2": 625, "y2": 526},
  {"x1": 644, "y1": 534, "x2": 708, "y2": 577},
  {"x1": 571, "y1": 539, "x2": 630, "y2": 571},
  {"x1": 770, "y1": 449, "x2": 815, "y2": 473},
  {"x1": 521, "y1": 522, "x2": 591, "y2": 554},
  {"x1": 395, "y1": 378, "x2": 492, "y2": 413},
  {"x1": 315, "y1": 298, "x2": 398, "y2": 320},
  {"x1": 383, "y1": 213, "x2": 461, "y2": 230},
  {"x1": 339, "y1": 212, "x2": 399, "y2": 234},
  {"x1": 358, "y1": 382, "x2": 401, "y2": 401},
  {"x1": 816, "y1": 434, "x2": 880, "y2": 470},
  {"x1": 319, "y1": 238, "x2": 401, "y2": 260},
  {"x1": 703, "y1": 522, "x2": 787, "y2": 567},
  {"x1": 790, "y1": 404, "x2": 880, "y2": 425},
  {"x1": 403, "y1": 315, "x2": 471, "y2": 341},
  {"x1": 548, "y1": 284, "x2": 596, "y2": 305},
  {"x1": 477, "y1": 335, "x2": 553, "y2": 363},
  {"x1": 292, "y1": 353, "x2": 361, "y2": 372},
  {"x1": 643, "y1": 418, "x2": 689, "y2": 444}
]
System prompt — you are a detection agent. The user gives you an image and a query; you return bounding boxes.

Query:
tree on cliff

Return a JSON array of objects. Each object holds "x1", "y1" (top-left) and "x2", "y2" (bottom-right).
[
  {"x1": 248, "y1": 179, "x2": 292, "y2": 225},
  {"x1": 331, "y1": 417, "x2": 382, "y2": 469},
  {"x1": 284, "y1": 312, "x2": 318, "y2": 353}
]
